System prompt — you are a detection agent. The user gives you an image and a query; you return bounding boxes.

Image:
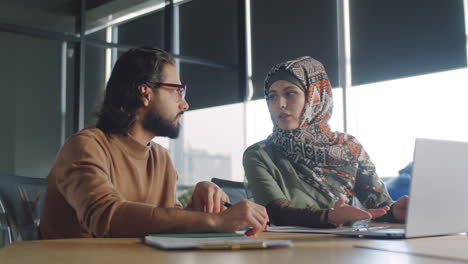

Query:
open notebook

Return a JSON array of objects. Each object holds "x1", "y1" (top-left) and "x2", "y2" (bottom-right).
[{"x1": 144, "y1": 233, "x2": 293, "y2": 250}]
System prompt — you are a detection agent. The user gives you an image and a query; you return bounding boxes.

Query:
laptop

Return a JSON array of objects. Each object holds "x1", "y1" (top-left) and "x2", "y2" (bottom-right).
[{"x1": 336, "y1": 138, "x2": 468, "y2": 238}]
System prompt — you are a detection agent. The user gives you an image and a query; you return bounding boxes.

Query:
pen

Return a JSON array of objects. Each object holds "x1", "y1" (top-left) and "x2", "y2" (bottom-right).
[
  {"x1": 197, "y1": 242, "x2": 266, "y2": 250},
  {"x1": 223, "y1": 201, "x2": 233, "y2": 208}
]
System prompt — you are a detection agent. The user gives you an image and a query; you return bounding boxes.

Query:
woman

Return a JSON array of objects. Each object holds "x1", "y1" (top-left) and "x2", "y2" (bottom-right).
[{"x1": 243, "y1": 56, "x2": 407, "y2": 227}]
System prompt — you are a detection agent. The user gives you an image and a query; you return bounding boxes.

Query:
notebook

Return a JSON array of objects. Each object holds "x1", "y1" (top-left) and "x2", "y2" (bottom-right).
[
  {"x1": 144, "y1": 233, "x2": 293, "y2": 250},
  {"x1": 334, "y1": 138, "x2": 468, "y2": 238}
]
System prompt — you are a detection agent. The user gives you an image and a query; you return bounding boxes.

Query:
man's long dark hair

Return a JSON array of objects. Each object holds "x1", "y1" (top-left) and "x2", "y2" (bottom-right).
[{"x1": 96, "y1": 46, "x2": 175, "y2": 135}]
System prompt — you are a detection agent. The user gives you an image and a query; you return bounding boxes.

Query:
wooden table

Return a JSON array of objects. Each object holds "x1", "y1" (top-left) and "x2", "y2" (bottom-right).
[{"x1": 1, "y1": 232, "x2": 467, "y2": 264}]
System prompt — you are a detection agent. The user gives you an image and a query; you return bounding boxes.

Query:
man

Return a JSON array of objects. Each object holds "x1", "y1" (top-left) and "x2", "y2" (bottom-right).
[{"x1": 40, "y1": 46, "x2": 269, "y2": 239}]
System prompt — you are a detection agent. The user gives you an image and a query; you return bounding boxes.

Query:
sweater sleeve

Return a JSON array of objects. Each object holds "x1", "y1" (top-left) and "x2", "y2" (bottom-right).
[{"x1": 55, "y1": 134, "x2": 161, "y2": 237}]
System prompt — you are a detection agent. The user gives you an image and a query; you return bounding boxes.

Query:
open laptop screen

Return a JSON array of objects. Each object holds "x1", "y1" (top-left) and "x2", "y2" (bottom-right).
[{"x1": 405, "y1": 138, "x2": 468, "y2": 238}]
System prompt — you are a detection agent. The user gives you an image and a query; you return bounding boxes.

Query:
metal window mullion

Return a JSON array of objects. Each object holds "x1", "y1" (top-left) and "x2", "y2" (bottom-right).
[
  {"x1": 164, "y1": 0, "x2": 174, "y2": 53},
  {"x1": 60, "y1": 41, "x2": 67, "y2": 145},
  {"x1": 111, "y1": 26, "x2": 119, "y2": 68},
  {"x1": 237, "y1": 0, "x2": 248, "y2": 102},
  {"x1": 337, "y1": 0, "x2": 350, "y2": 132},
  {"x1": 165, "y1": 0, "x2": 186, "y2": 184},
  {"x1": 464, "y1": 0, "x2": 468, "y2": 66},
  {"x1": 243, "y1": 0, "x2": 253, "y2": 154},
  {"x1": 73, "y1": 0, "x2": 86, "y2": 132}
]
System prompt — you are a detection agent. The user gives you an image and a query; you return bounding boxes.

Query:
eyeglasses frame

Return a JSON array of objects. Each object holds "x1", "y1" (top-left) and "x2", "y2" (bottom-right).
[{"x1": 147, "y1": 82, "x2": 187, "y2": 100}]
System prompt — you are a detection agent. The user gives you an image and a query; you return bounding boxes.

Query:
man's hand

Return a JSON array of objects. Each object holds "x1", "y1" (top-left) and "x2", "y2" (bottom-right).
[
  {"x1": 392, "y1": 195, "x2": 408, "y2": 222},
  {"x1": 186, "y1": 181, "x2": 230, "y2": 213},
  {"x1": 212, "y1": 200, "x2": 269, "y2": 236},
  {"x1": 328, "y1": 193, "x2": 389, "y2": 225}
]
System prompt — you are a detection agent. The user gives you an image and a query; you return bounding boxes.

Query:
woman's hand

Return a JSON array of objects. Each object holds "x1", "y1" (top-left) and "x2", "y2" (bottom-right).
[
  {"x1": 328, "y1": 193, "x2": 389, "y2": 225},
  {"x1": 186, "y1": 181, "x2": 230, "y2": 213}
]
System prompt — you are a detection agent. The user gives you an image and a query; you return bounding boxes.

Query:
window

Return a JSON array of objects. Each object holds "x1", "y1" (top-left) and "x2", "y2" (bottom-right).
[
  {"x1": 177, "y1": 103, "x2": 245, "y2": 185},
  {"x1": 2, "y1": 0, "x2": 467, "y2": 185},
  {"x1": 347, "y1": 68, "x2": 468, "y2": 177}
]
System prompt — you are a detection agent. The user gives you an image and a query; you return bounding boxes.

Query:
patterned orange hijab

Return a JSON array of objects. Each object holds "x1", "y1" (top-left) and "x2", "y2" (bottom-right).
[{"x1": 265, "y1": 56, "x2": 387, "y2": 208}]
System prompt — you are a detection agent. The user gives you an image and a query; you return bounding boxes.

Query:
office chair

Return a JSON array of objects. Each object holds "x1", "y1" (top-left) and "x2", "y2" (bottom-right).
[
  {"x1": 0, "y1": 174, "x2": 47, "y2": 242},
  {"x1": 210, "y1": 178, "x2": 254, "y2": 204},
  {"x1": 0, "y1": 198, "x2": 12, "y2": 247}
]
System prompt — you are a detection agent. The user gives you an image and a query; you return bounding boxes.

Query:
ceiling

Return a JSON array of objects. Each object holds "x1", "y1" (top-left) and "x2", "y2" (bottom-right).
[{"x1": 0, "y1": 0, "x2": 175, "y2": 34}]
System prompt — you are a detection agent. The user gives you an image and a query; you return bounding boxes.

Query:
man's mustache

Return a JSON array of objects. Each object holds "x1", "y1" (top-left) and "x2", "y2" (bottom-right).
[{"x1": 176, "y1": 111, "x2": 185, "y2": 118}]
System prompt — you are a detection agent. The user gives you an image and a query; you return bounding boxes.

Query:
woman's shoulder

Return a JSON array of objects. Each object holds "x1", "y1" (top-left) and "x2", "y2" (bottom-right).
[
  {"x1": 244, "y1": 140, "x2": 273, "y2": 156},
  {"x1": 243, "y1": 140, "x2": 281, "y2": 165}
]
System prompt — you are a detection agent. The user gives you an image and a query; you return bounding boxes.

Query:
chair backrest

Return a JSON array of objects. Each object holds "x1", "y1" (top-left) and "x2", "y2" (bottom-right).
[
  {"x1": 1, "y1": 198, "x2": 12, "y2": 247},
  {"x1": 0, "y1": 174, "x2": 47, "y2": 242},
  {"x1": 211, "y1": 178, "x2": 254, "y2": 204}
]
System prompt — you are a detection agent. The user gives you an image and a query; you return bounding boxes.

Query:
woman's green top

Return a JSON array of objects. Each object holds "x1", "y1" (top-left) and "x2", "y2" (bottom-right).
[
  {"x1": 244, "y1": 141, "x2": 327, "y2": 208},
  {"x1": 243, "y1": 140, "x2": 394, "y2": 226}
]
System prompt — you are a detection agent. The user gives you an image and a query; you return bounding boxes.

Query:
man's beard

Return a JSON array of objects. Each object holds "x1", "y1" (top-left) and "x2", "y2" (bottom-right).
[{"x1": 142, "y1": 107, "x2": 183, "y2": 139}]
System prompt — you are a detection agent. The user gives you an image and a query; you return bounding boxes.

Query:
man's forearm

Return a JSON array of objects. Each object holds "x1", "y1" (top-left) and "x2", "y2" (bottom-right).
[{"x1": 109, "y1": 202, "x2": 219, "y2": 237}]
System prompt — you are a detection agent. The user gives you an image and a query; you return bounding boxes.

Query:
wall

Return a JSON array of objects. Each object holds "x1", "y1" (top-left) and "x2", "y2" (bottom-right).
[
  {"x1": 0, "y1": 32, "x2": 17, "y2": 175},
  {"x1": 0, "y1": 33, "x2": 65, "y2": 178}
]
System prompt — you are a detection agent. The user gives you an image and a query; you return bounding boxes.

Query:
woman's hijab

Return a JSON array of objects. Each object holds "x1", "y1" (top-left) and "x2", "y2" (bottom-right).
[{"x1": 265, "y1": 56, "x2": 387, "y2": 208}]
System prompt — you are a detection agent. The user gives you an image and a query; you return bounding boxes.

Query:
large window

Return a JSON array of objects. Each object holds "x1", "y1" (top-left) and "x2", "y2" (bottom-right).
[
  {"x1": 181, "y1": 103, "x2": 245, "y2": 184},
  {"x1": 1, "y1": 0, "x2": 467, "y2": 184},
  {"x1": 347, "y1": 68, "x2": 468, "y2": 176}
]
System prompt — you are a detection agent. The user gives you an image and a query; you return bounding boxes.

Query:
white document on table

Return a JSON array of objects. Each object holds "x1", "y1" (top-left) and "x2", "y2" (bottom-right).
[
  {"x1": 266, "y1": 226, "x2": 390, "y2": 234},
  {"x1": 145, "y1": 235, "x2": 293, "y2": 250}
]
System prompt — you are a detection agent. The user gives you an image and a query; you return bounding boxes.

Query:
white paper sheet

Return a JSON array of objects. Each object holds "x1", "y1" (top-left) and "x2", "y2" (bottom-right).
[{"x1": 266, "y1": 225, "x2": 390, "y2": 234}]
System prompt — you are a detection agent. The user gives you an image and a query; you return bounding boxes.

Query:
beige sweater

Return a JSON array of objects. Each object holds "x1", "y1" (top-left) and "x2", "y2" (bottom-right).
[{"x1": 40, "y1": 128, "x2": 181, "y2": 239}]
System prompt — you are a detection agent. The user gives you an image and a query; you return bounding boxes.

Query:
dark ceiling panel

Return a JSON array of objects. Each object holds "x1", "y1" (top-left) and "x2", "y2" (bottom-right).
[
  {"x1": 350, "y1": 0, "x2": 467, "y2": 85},
  {"x1": 118, "y1": 11, "x2": 165, "y2": 47},
  {"x1": 251, "y1": 0, "x2": 339, "y2": 100},
  {"x1": 179, "y1": 0, "x2": 239, "y2": 65},
  {"x1": 181, "y1": 63, "x2": 239, "y2": 111},
  {"x1": 0, "y1": 0, "x2": 76, "y2": 33}
]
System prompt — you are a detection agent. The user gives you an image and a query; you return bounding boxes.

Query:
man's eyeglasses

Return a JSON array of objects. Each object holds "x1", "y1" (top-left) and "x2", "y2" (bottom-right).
[{"x1": 147, "y1": 82, "x2": 187, "y2": 101}]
